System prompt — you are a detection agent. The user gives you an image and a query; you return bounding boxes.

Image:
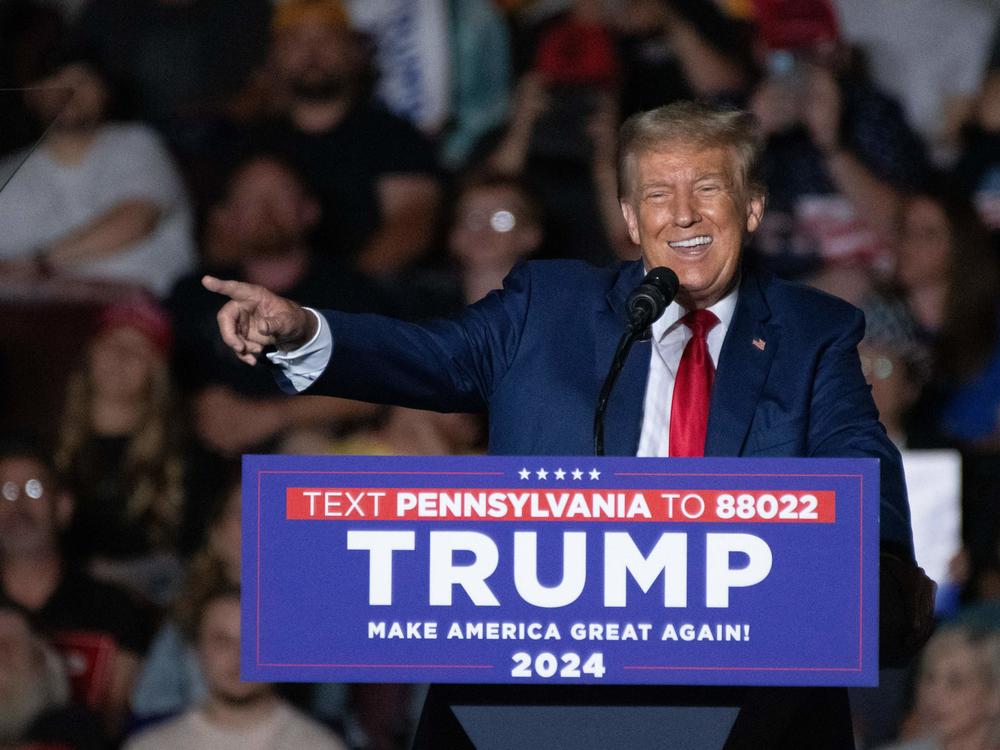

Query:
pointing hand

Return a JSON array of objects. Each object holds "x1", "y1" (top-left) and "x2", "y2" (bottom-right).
[{"x1": 202, "y1": 275, "x2": 317, "y2": 365}]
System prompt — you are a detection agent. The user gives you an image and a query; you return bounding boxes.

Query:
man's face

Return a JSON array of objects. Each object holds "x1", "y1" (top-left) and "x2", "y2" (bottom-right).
[
  {"x1": 272, "y1": 23, "x2": 358, "y2": 101},
  {"x1": 0, "y1": 457, "x2": 65, "y2": 557},
  {"x1": 211, "y1": 159, "x2": 319, "y2": 258},
  {"x1": 620, "y1": 142, "x2": 764, "y2": 309},
  {"x1": 197, "y1": 595, "x2": 269, "y2": 705},
  {"x1": 450, "y1": 185, "x2": 542, "y2": 270},
  {"x1": 26, "y1": 64, "x2": 108, "y2": 133},
  {"x1": 88, "y1": 326, "x2": 159, "y2": 403}
]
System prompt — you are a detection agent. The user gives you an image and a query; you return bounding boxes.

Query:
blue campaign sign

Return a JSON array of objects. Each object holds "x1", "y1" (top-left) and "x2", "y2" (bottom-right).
[{"x1": 242, "y1": 455, "x2": 879, "y2": 687}]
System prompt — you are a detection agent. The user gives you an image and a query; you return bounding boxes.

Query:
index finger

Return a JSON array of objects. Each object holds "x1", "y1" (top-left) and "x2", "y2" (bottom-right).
[{"x1": 202, "y1": 275, "x2": 263, "y2": 302}]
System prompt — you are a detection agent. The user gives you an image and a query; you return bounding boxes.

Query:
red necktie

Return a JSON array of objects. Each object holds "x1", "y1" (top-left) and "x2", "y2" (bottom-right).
[{"x1": 669, "y1": 309, "x2": 719, "y2": 457}]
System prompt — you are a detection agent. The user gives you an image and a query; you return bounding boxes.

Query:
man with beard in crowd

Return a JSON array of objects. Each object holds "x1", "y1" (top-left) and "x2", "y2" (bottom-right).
[{"x1": 252, "y1": 0, "x2": 442, "y2": 277}]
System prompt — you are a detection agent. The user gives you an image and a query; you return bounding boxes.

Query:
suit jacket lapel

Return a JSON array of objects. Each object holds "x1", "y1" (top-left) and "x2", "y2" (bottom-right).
[
  {"x1": 706, "y1": 270, "x2": 776, "y2": 456},
  {"x1": 595, "y1": 261, "x2": 649, "y2": 456}
]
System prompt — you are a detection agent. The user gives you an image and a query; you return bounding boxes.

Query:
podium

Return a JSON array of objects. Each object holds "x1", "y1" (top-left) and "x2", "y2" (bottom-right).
[{"x1": 242, "y1": 454, "x2": 878, "y2": 749}]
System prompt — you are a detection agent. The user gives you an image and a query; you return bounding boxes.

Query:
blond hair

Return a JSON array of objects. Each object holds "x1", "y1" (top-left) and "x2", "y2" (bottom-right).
[
  {"x1": 55, "y1": 363, "x2": 184, "y2": 551},
  {"x1": 617, "y1": 100, "x2": 765, "y2": 201}
]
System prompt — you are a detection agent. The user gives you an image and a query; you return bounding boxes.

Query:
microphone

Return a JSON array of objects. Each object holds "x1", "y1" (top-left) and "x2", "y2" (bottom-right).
[
  {"x1": 626, "y1": 267, "x2": 680, "y2": 331},
  {"x1": 594, "y1": 266, "x2": 681, "y2": 455}
]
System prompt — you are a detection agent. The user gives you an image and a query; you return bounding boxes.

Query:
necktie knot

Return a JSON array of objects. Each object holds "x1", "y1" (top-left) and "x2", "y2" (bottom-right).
[{"x1": 681, "y1": 309, "x2": 719, "y2": 339}]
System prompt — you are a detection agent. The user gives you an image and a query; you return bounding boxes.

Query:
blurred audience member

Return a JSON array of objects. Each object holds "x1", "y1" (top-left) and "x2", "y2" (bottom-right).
[
  {"x1": 612, "y1": 0, "x2": 696, "y2": 116},
  {"x1": 878, "y1": 623, "x2": 1000, "y2": 750},
  {"x1": 834, "y1": 0, "x2": 996, "y2": 165},
  {"x1": 131, "y1": 480, "x2": 240, "y2": 722},
  {"x1": 894, "y1": 188, "x2": 1000, "y2": 450},
  {"x1": 484, "y1": 1, "x2": 627, "y2": 264},
  {"x1": 54, "y1": 298, "x2": 189, "y2": 604},
  {"x1": 321, "y1": 406, "x2": 486, "y2": 458},
  {"x1": 748, "y1": 32, "x2": 930, "y2": 279},
  {"x1": 448, "y1": 172, "x2": 545, "y2": 305},
  {"x1": 71, "y1": 0, "x2": 271, "y2": 131},
  {"x1": 252, "y1": 0, "x2": 442, "y2": 276},
  {"x1": 124, "y1": 585, "x2": 346, "y2": 750},
  {"x1": 0, "y1": 436, "x2": 153, "y2": 740},
  {"x1": 857, "y1": 290, "x2": 931, "y2": 449},
  {"x1": 952, "y1": 71, "x2": 1000, "y2": 233},
  {"x1": 166, "y1": 155, "x2": 390, "y2": 457},
  {"x1": 0, "y1": 604, "x2": 104, "y2": 750},
  {"x1": 0, "y1": 61, "x2": 196, "y2": 297},
  {"x1": 634, "y1": 0, "x2": 754, "y2": 102}
]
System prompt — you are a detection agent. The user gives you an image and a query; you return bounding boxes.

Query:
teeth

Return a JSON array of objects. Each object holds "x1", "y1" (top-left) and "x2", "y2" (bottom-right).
[{"x1": 669, "y1": 236, "x2": 711, "y2": 249}]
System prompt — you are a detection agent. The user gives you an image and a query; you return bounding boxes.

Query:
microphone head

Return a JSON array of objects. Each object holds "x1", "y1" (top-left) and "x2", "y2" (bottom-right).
[
  {"x1": 626, "y1": 266, "x2": 680, "y2": 329},
  {"x1": 642, "y1": 266, "x2": 680, "y2": 302}
]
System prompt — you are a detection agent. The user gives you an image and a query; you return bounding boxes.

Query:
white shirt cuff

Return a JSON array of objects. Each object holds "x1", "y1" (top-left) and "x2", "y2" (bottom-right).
[{"x1": 266, "y1": 308, "x2": 332, "y2": 392}]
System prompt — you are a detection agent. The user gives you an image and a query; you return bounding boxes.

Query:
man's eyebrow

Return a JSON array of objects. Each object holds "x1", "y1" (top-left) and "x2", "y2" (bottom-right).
[{"x1": 639, "y1": 180, "x2": 673, "y2": 190}]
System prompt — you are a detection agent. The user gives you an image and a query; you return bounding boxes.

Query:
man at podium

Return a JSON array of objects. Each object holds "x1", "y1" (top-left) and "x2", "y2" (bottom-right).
[{"x1": 206, "y1": 101, "x2": 932, "y2": 748}]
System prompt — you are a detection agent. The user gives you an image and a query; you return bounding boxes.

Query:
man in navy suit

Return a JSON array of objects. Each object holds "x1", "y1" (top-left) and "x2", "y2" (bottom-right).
[{"x1": 205, "y1": 102, "x2": 931, "y2": 748}]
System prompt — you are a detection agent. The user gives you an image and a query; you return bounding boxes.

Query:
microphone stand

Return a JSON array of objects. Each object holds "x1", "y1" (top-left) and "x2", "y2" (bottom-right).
[{"x1": 593, "y1": 320, "x2": 644, "y2": 456}]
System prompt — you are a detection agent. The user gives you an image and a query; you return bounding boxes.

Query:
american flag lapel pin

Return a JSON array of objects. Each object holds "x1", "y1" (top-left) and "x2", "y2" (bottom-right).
[{"x1": 752, "y1": 337, "x2": 766, "y2": 351}]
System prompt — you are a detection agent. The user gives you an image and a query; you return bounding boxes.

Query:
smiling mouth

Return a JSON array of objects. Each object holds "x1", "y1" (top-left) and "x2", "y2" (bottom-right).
[{"x1": 668, "y1": 235, "x2": 712, "y2": 250}]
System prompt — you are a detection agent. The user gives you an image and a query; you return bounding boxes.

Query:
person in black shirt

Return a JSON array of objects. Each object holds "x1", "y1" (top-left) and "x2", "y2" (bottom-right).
[
  {"x1": 252, "y1": 0, "x2": 442, "y2": 277},
  {"x1": 167, "y1": 154, "x2": 399, "y2": 457}
]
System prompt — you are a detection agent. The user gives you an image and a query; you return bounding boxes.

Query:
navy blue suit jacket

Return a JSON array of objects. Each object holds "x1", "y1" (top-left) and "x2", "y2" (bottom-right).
[{"x1": 308, "y1": 259, "x2": 912, "y2": 552}]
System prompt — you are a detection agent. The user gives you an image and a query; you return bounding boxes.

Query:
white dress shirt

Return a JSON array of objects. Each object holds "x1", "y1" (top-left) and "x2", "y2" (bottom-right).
[
  {"x1": 636, "y1": 288, "x2": 738, "y2": 457},
  {"x1": 270, "y1": 286, "x2": 739, "y2": 457}
]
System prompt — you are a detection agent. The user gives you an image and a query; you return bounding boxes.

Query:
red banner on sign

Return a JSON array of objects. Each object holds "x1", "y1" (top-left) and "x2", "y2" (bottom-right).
[{"x1": 285, "y1": 488, "x2": 835, "y2": 523}]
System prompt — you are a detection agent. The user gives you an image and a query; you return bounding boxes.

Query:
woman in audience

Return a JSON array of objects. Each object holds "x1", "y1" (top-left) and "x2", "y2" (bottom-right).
[
  {"x1": 893, "y1": 186, "x2": 1000, "y2": 450},
  {"x1": 55, "y1": 297, "x2": 189, "y2": 604},
  {"x1": 880, "y1": 623, "x2": 1000, "y2": 750}
]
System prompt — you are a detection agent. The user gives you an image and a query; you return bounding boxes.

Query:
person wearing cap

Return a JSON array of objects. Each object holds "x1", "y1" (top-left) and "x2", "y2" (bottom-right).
[
  {"x1": 54, "y1": 296, "x2": 191, "y2": 605},
  {"x1": 746, "y1": 2, "x2": 931, "y2": 279},
  {"x1": 253, "y1": 0, "x2": 442, "y2": 277}
]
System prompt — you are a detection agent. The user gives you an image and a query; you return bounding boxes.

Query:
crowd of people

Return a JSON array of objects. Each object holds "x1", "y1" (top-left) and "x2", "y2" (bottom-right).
[{"x1": 2, "y1": 0, "x2": 1000, "y2": 748}]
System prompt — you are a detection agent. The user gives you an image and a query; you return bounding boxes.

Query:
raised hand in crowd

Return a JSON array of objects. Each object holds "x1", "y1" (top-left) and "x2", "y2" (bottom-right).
[{"x1": 800, "y1": 65, "x2": 844, "y2": 154}]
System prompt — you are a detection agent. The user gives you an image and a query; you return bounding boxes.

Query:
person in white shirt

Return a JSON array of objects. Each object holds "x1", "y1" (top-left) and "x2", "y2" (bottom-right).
[
  {"x1": 124, "y1": 585, "x2": 346, "y2": 750},
  {"x1": 0, "y1": 61, "x2": 195, "y2": 297}
]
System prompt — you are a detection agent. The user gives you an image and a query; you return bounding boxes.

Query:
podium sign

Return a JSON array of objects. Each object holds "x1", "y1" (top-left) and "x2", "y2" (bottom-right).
[{"x1": 242, "y1": 455, "x2": 879, "y2": 687}]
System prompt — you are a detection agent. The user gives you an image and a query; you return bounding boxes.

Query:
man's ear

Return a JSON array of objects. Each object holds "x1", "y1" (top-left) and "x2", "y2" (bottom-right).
[
  {"x1": 745, "y1": 193, "x2": 766, "y2": 234},
  {"x1": 620, "y1": 199, "x2": 641, "y2": 246}
]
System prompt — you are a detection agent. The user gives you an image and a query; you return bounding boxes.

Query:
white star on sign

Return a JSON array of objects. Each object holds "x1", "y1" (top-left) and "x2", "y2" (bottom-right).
[
  {"x1": 572, "y1": 468, "x2": 583, "y2": 480},
  {"x1": 519, "y1": 468, "x2": 530, "y2": 480},
  {"x1": 589, "y1": 468, "x2": 601, "y2": 480},
  {"x1": 536, "y1": 468, "x2": 549, "y2": 480},
  {"x1": 554, "y1": 468, "x2": 566, "y2": 480}
]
